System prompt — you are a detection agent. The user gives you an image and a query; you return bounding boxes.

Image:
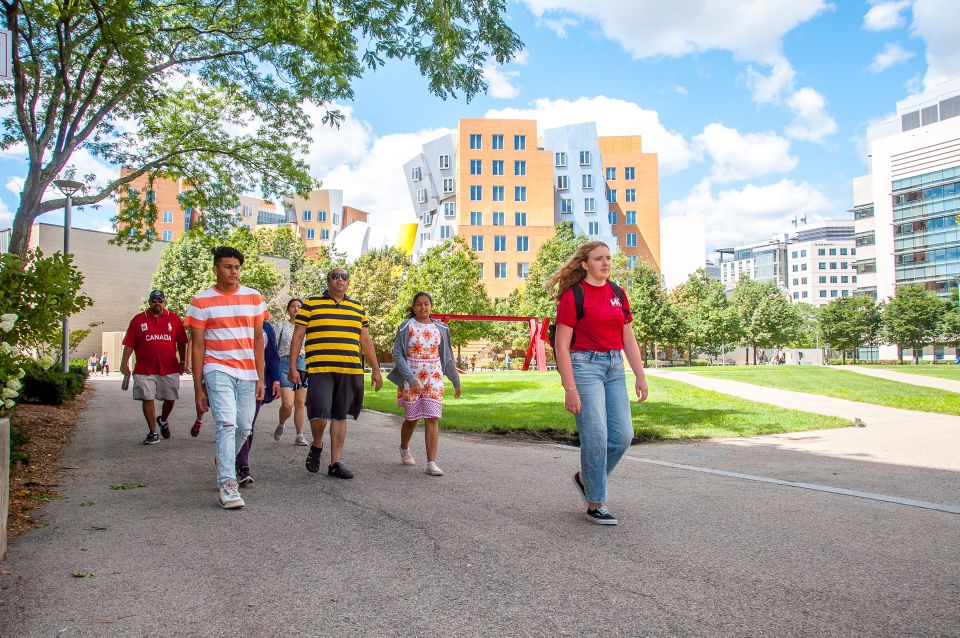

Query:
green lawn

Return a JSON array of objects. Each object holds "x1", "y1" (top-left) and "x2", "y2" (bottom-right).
[
  {"x1": 853, "y1": 364, "x2": 960, "y2": 381},
  {"x1": 683, "y1": 366, "x2": 960, "y2": 415},
  {"x1": 364, "y1": 371, "x2": 846, "y2": 441}
]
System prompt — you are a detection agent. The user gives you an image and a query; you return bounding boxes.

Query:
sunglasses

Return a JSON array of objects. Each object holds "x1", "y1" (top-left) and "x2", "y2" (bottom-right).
[
  {"x1": 328, "y1": 273, "x2": 349, "y2": 281},
  {"x1": 150, "y1": 297, "x2": 165, "y2": 303}
]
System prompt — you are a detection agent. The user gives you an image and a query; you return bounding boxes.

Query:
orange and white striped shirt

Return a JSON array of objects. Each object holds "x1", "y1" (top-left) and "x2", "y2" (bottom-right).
[{"x1": 184, "y1": 285, "x2": 270, "y2": 381}]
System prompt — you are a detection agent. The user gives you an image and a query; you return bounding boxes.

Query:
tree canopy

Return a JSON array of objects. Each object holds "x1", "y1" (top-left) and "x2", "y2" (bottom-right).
[
  {"x1": 3, "y1": 0, "x2": 522, "y2": 256},
  {"x1": 883, "y1": 284, "x2": 947, "y2": 363},
  {"x1": 817, "y1": 296, "x2": 882, "y2": 363}
]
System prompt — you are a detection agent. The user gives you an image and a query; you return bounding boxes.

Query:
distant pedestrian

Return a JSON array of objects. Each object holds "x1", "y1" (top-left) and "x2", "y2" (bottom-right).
[
  {"x1": 551, "y1": 241, "x2": 648, "y2": 525},
  {"x1": 100, "y1": 351, "x2": 109, "y2": 375},
  {"x1": 88, "y1": 353, "x2": 97, "y2": 375},
  {"x1": 759, "y1": 349, "x2": 766, "y2": 364},
  {"x1": 273, "y1": 298, "x2": 310, "y2": 446},
  {"x1": 184, "y1": 246, "x2": 268, "y2": 510},
  {"x1": 288, "y1": 268, "x2": 383, "y2": 480},
  {"x1": 234, "y1": 321, "x2": 281, "y2": 486},
  {"x1": 119, "y1": 289, "x2": 187, "y2": 445},
  {"x1": 505, "y1": 353, "x2": 511, "y2": 370},
  {"x1": 470, "y1": 355, "x2": 476, "y2": 372},
  {"x1": 388, "y1": 292, "x2": 461, "y2": 476}
]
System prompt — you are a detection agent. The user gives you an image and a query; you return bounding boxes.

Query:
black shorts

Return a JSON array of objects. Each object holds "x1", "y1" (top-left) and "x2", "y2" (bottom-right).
[{"x1": 306, "y1": 372, "x2": 364, "y2": 421}]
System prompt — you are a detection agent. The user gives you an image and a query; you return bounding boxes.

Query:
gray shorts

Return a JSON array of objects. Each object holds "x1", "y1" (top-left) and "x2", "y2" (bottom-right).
[{"x1": 132, "y1": 374, "x2": 180, "y2": 401}]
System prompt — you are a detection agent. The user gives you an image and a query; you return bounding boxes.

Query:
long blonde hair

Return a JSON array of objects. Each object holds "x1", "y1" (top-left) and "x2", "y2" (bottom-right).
[{"x1": 548, "y1": 241, "x2": 610, "y2": 301}]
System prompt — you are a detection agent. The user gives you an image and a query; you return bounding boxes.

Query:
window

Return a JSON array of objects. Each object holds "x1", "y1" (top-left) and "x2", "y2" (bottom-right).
[
  {"x1": 557, "y1": 175, "x2": 569, "y2": 190},
  {"x1": 793, "y1": 292, "x2": 799, "y2": 300},
  {"x1": 514, "y1": 135, "x2": 526, "y2": 150},
  {"x1": 242, "y1": 205, "x2": 253, "y2": 217},
  {"x1": 624, "y1": 166, "x2": 635, "y2": 180},
  {"x1": 514, "y1": 212, "x2": 527, "y2": 226},
  {"x1": 306, "y1": 228, "x2": 315, "y2": 240},
  {"x1": 440, "y1": 226, "x2": 451, "y2": 239},
  {"x1": 162, "y1": 210, "x2": 173, "y2": 223},
  {"x1": 819, "y1": 276, "x2": 827, "y2": 283},
  {"x1": 492, "y1": 160, "x2": 504, "y2": 176},
  {"x1": 801, "y1": 264, "x2": 807, "y2": 271},
  {"x1": 842, "y1": 290, "x2": 850, "y2": 297},
  {"x1": 801, "y1": 249, "x2": 807, "y2": 257},
  {"x1": 829, "y1": 262, "x2": 837, "y2": 270},
  {"x1": 818, "y1": 262, "x2": 827, "y2": 269},
  {"x1": 584, "y1": 198, "x2": 596, "y2": 213},
  {"x1": 829, "y1": 248, "x2": 837, "y2": 256},
  {"x1": 582, "y1": 174, "x2": 594, "y2": 189},
  {"x1": 579, "y1": 150, "x2": 591, "y2": 165},
  {"x1": 514, "y1": 160, "x2": 526, "y2": 176},
  {"x1": 801, "y1": 277, "x2": 807, "y2": 284},
  {"x1": 606, "y1": 167, "x2": 616, "y2": 180},
  {"x1": 852, "y1": 275, "x2": 858, "y2": 283},
  {"x1": 439, "y1": 154, "x2": 450, "y2": 169},
  {"x1": 161, "y1": 230, "x2": 173, "y2": 241},
  {"x1": 470, "y1": 185, "x2": 482, "y2": 201},
  {"x1": 625, "y1": 189, "x2": 636, "y2": 202},
  {"x1": 818, "y1": 248, "x2": 826, "y2": 256},
  {"x1": 416, "y1": 188, "x2": 427, "y2": 203},
  {"x1": 494, "y1": 262, "x2": 507, "y2": 278},
  {"x1": 423, "y1": 212, "x2": 433, "y2": 227},
  {"x1": 802, "y1": 291, "x2": 808, "y2": 299},
  {"x1": 841, "y1": 262, "x2": 848, "y2": 269},
  {"x1": 625, "y1": 210, "x2": 636, "y2": 224},
  {"x1": 411, "y1": 167, "x2": 421, "y2": 181},
  {"x1": 561, "y1": 198, "x2": 573, "y2": 213},
  {"x1": 609, "y1": 211, "x2": 618, "y2": 225},
  {"x1": 321, "y1": 229, "x2": 329, "y2": 240},
  {"x1": 302, "y1": 209, "x2": 312, "y2": 222},
  {"x1": 332, "y1": 213, "x2": 340, "y2": 225},
  {"x1": 830, "y1": 276, "x2": 838, "y2": 283},
  {"x1": 555, "y1": 152, "x2": 567, "y2": 167},
  {"x1": 840, "y1": 248, "x2": 848, "y2": 255},
  {"x1": 820, "y1": 290, "x2": 827, "y2": 298},
  {"x1": 852, "y1": 248, "x2": 857, "y2": 255},
  {"x1": 517, "y1": 262, "x2": 530, "y2": 279},
  {"x1": 792, "y1": 251, "x2": 798, "y2": 258},
  {"x1": 607, "y1": 189, "x2": 617, "y2": 203},
  {"x1": 792, "y1": 264, "x2": 799, "y2": 272},
  {"x1": 470, "y1": 159, "x2": 482, "y2": 175},
  {"x1": 493, "y1": 185, "x2": 505, "y2": 202},
  {"x1": 443, "y1": 202, "x2": 456, "y2": 217},
  {"x1": 492, "y1": 134, "x2": 504, "y2": 150},
  {"x1": 626, "y1": 233, "x2": 638, "y2": 247},
  {"x1": 514, "y1": 186, "x2": 527, "y2": 202},
  {"x1": 517, "y1": 236, "x2": 529, "y2": 252},
  {"x1": 471, "y1": 235, "x2": 484, "y2": 251},
  {"x1": 627, "y1": 255, "x2": 637, "y2": 268},
  {"x1": 469, "y1": 133, "x2": 482, "y2": 150},
  {"x1": 184, "y1": 214, "x2": 191, "y2": 231},
  {"x1": 841, "y1": 276, "x2": 849, "y2": 283},
  {"x1": 443, "y1": 178, "x2": 454, "y2": 193},
  {"x1": 494, "y1": 236, "x2": 506, "y2": 252},
  {"x1": 831, "y1": 290, "x2": 838, "y2": 298},
  {"x1": 318, "y1": 210, "x2": 327, "y2": 222},
  {"x1": 792, "y1": 278, "x2": 799, "y2": 285},
  {"x1": 492, "y1": 211, "x2": 505, "y2": 226},
  {"x1": 420, "y1": 233, "x2": 429, "y2": 243},
  {"x1": 470, "y1": 211, "x2": 483, "y2": 225},
  {"x1": 588, "y1": 222, "x2": 600, "y2": 235}
]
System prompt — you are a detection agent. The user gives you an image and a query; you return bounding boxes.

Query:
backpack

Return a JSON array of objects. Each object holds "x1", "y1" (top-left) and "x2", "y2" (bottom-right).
[{"x1": 547, "y1": 280, "x2": 626, "y2": 350}]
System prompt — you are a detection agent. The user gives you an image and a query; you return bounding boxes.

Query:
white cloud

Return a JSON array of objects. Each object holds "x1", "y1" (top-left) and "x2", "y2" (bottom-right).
[
  {"x1": 675, "y1": 85, "x2": 689, "y2": 96},
  {"x1": 96, "y1": 222, "x2": 115, "y2": 233},
  {"x1": 868, "y1": 42, "x2": 916, "y2": 73},
  {"x1": 303, "y1": 102, "x2": 374, "y2": 177},
  {"x1": 540, "y1": 16, "x2": 579, "y2": 38},
  {"x1": 6, "y1": 177, "x2": 24, "y2": 196},
  {"x1": 911, "y1": 0, "x2": 960, "y2": 90},
  {"x1": 864, "y1": 1, "x2": 912, "y2": 31},
  {"x1": 663, "y1": 178, "x2": 833, "y2": 249},
  {"x1": 785, "y1": 88, "x2": 838, "y2": 142},
  {"x1": 694, "y1": 124, "x2": 797, "y2": 183},
  {"x1": 482, "y1": 51, "x2": 529, "y2": 100},
  {"x1": 744, "y1": 59, "x2": 797, "y2": 103},
  {"x1": 485, "y1": 96, "x2": 696, "y2": 174}
]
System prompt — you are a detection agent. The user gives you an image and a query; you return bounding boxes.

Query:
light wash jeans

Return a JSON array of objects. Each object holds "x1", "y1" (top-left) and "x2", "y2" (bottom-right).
[
  {"x1": 571, "y1": 350, "x2": 634, "y2": 503},
  {"x1": 205, "y1": 370, "x2": 256, "y2": 487}
]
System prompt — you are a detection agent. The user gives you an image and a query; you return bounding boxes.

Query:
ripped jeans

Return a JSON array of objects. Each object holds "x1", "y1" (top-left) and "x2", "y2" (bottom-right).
[{"x1": 204, "y1": 370, "x2": 256, "y2": 487}]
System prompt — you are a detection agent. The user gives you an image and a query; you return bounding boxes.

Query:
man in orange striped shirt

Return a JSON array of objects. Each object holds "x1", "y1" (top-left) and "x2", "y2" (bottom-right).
[{"x1": 184, "y1": 246, "x2": 268, "y2": 510}]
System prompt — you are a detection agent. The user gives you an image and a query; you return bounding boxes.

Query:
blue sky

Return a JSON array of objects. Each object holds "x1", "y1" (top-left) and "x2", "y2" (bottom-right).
[{"x1": 3, "y1": 0, "x2": 958, "y2": 251}]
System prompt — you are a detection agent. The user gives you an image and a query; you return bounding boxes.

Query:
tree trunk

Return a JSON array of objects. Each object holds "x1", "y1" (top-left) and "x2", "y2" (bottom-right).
[
  {"x1": 10, "y1": 178, "x2": 48, "y2": 258},
  {"x1": 842, "y1": 350, "x2": 846, "y2": 365}
]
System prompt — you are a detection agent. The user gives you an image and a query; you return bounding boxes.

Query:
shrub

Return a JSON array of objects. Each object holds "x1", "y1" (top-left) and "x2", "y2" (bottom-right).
[
  {"x1": 20, "y1": 362, "x2": 86, "y2": 405},
  {"x1": 690, "y1": 359, "x2": 711, "y2": 366},
  {"x1": 10, "y1": 423, "x2": 29, "y2": 465}
]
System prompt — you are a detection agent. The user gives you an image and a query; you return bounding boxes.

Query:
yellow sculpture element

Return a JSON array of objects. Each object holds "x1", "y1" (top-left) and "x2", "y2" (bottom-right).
[{"x1": 397, "y1": 223, "x2": 418, "y2": 256}]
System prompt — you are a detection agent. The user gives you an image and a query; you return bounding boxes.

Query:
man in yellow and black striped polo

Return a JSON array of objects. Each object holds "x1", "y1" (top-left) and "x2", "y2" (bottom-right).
[{"x1": 288, "y1": 268, "x2": 383, "y2": 479}]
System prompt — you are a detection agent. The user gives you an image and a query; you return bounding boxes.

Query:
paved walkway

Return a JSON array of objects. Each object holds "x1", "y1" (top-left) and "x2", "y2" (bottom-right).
[
  {"x1": 1, "y1": 375, "x2": 958, "y2": 636},
  {"x1": 842, "y1": 365, "x2": 960, "y2": 393}
]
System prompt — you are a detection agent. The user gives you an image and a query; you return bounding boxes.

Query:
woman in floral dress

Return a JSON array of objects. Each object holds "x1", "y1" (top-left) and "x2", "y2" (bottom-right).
[{"x1": 387, "y1": 292, "x2": 461, "y2": 476}]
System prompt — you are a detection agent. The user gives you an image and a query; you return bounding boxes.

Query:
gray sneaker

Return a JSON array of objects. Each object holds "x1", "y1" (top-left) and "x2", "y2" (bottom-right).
[
  {"x1": 218, "y1": 480, "x2": 245, "y2": 509},
  {"x1": 294, "y1": 434, "x2": 309, "y2": 446},
  {"x1": 273, "y1": 423, "x2": 285, "y2": 442}
]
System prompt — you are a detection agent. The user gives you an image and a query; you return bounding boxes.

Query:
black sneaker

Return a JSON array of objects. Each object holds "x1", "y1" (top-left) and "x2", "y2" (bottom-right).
[
  {"x1": 327, "y1": 462, "x2": 353, "y2": 480},
  {"x1": 573, "y1": 472, "x2": 589, "y2": 506},
  {"x1": 157, "y1": 417, "x2": 171, "y2": 440},
  {"x1": 237, "y1": 466, "x2": 254, "y2": 486},
  {"x1": 586, "y1": 505, "x2": 618, "y2": 525},
  {"x1": 143, "y1": 432, "x2": 160, "y2": 445},
  {"x1": 305, "y1": 445, "x2": 323, "y2": 473}
]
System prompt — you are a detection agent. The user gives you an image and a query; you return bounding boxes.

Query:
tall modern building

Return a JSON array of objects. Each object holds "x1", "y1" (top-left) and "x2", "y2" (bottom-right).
[{"x1": 404, "y1": 118, "x2": 661, "y2": 298}]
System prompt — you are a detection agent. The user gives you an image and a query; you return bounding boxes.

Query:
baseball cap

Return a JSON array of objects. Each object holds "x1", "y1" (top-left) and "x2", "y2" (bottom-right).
[{"x1": 148, "y1": 289, "x2": 165, "y2": 302}]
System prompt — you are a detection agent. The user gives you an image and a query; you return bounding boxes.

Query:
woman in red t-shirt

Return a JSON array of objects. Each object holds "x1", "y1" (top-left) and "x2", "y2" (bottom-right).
[{"x1": 551, "y1": 241, "x2": 648, "y2": 525}]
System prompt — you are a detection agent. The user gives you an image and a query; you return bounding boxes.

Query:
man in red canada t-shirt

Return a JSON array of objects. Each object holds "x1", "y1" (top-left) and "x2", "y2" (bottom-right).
[{"x1": 120, "y1": 289, "x2": 188, "y2": 445}]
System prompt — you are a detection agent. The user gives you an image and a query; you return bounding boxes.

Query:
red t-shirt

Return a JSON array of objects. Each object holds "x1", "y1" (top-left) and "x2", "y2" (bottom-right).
[
  {"x1": 556, "y1": 280, "x2": 632, "y2": 352},
  {"x1": 122, "y1": 310, "x2": 188, "y2": 375}
]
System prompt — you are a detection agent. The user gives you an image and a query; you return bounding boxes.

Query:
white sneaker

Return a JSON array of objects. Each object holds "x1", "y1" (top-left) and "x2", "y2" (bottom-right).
[
  {"x1": 400, "y1": 449, "x2": 416, "y2": 465},
  {"x1": 425, "y1": 462, "x2": 443, "y2": 476},
  {"x1": 294, "y1": 434, "x2": 309, "y2": 446},
  {"x1": 273, "y1": 423, "x2": 285, "y2": 442},
  {"x1": 219, "y1": 480, "x2": 245, "y2": 509}
]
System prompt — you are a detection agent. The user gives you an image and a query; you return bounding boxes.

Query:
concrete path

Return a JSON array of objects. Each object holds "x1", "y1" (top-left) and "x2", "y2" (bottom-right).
[
  {"x1": 1, "y1": 375, "x2": 959, "y2": 637},
  {"x1": 843, "y1": 365, "x2": 960, "y2": 393}
]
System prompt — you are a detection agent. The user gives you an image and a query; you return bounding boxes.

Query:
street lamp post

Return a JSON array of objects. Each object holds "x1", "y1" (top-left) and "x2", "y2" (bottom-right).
[{"x1": 52, "y1": 179, "x2": 83, "y2": 373}]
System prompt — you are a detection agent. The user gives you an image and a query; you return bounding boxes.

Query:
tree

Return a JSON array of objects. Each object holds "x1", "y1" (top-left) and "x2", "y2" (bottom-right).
[
  {"x1": 731, "y1": 278, "x2": 801, "y2": 364},
  {"x1": 517, "y1": 222, "x2": 586, "y2": 319},
  {"x1": 3, "y1": 0, "x2": 522, "y2": 257},
  {"x1": 390, "y1": 236, "x2": 491, "y2": 347},
  {"x1": 348, "y1": 246, "x2": 408, "y2": 354},
  {"x1": 818, "y1": 296, "x2": 883, "y2": 364},
  {"x1": 883, "y1": 285, "x2": 947, "y2": 364},
  {"x1": 671, "y1": 268, "x2": 741, "y2": 361},
  {"x1": 289, "y1": 245, "x2": 347, "y2": 300},
  {"x1": 627, "y1": 261, "x2": 680, "y2": 364}
]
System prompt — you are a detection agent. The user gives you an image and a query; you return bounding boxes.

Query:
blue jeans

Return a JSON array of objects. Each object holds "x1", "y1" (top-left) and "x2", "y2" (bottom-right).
[
  {"x1": 205, "y1": 370, "x2": 256, "y2": 487},
  {"x1": 572, "y1": 350, "x2": 634, "y2": 503}
]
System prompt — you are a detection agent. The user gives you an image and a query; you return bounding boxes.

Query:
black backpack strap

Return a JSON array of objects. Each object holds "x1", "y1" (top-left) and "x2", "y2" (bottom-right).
[{"x1": 572, "y1": 281, "x2": 585, "y2": 322}]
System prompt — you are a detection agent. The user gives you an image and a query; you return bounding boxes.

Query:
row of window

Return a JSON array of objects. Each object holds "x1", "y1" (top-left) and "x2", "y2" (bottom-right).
[
  {"x1": 469, "y1": 211, "x2": 528, "y2": 226},
  {"x1": 791, "y1": 275, "x2": 859, "y2": 285},
  {"x1": 304, "y1": 229, "x2": 333, "y2": 240},
  {"x1": 469, "y1": 133, "x2": 526, "y2": 151},
  {"x1": 791, "y1": 290, "x2": 852, "y2": 300},
  {"x1": 608, "y1": 211, "x2": 637, "y2": 225},
  {"x1": 301, "y1": 210, "x2": 335, "y2": 223},
  {"x1": 789, "y1": 247, "x2": 856, "y2": 258},
  {"x1": 470, "y1": 236, "x2": 532, "y2": 252},
  {"x1": 554, "y1": 151, "x2": 594, "y2": 167},
  {"x1": 469, "y1": 185, "x2": 528, "y2": 202},
  {"x1": 469, "y1": 159, "x2": 527, "y2": 176}
]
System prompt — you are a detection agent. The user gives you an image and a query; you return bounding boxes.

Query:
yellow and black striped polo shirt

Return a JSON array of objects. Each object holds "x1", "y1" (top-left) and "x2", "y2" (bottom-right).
[{"x1": 295, "y1": 292, "x2": 368, "y2": 375}]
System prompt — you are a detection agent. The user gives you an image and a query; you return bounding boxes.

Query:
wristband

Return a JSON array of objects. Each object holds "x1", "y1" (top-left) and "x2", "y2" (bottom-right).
[{"x1": 564, "y1": 387, "x2": 578, "y2": 392}]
